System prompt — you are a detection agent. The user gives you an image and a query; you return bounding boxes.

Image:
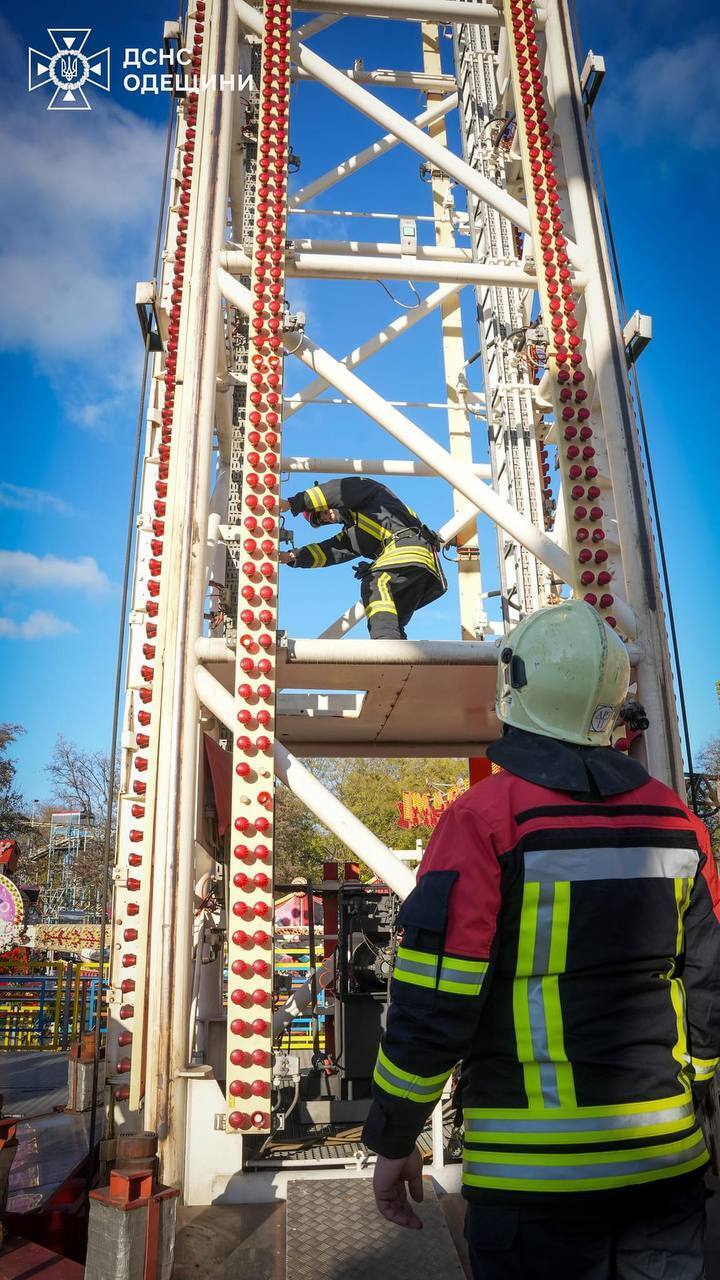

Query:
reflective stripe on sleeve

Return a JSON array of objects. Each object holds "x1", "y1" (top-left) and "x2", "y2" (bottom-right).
[
  {"x1": 373, "y1": 1045, "x2": 449, "y2": 1103},
  {"x1": 393, "y1": 946, "x2": 438, "y2": 989},
  {"x1": 307, "y1": 486, "x2": 328, "y2": 512},
  {"x1": 306, "y1": 543, "x2": 327, "y2": 567},
  {"x1": 691, "y1": 1056, "x2": 720, "y2": 1082},
  {"x1": 392, "y1": 947, "x2": 488, "y2": 996},
  {"x1": 438, "y1": 956, "x2": 488, "y2": 996}
]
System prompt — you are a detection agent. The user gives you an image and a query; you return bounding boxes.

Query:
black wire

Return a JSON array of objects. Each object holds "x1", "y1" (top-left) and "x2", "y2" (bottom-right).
[
  {"x1": 86, "y1": 74, "x2": 180, "y2": 1187},
  {"x1": 568, "y1": 3, "x2": 698, "y2": 811}
]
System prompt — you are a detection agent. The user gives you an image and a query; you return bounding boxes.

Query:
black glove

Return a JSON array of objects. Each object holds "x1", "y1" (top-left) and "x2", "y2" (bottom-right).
[{"x1": 352, "y1": 561, "x2": 373, "y2": 580}]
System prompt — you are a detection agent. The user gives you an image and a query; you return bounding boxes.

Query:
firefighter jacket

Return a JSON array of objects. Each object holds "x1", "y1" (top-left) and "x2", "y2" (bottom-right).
[
  {"x1": 287, "y1": 477, "x2": 446, "y2": 601},
  {"x1": 362, "y1": 729, "x2": 720, "y2": 1202}
]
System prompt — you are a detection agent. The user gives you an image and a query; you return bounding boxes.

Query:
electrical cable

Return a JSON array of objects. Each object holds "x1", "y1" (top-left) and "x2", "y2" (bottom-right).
[
  {"x1": 567, "y1": 1, "x2": 698, "y2": 810},
  {"x1": 85, "y1": 70, "x2": 181, "y2": 1189},
  {"x1": 376, "y1": 278, "x2": 422, "y2": 309}
]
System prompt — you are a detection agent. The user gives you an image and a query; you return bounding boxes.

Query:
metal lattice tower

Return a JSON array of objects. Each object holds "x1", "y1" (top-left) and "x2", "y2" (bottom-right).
[{"x1": 106, "y1": 0, "x2": 683, "y2": 1201}]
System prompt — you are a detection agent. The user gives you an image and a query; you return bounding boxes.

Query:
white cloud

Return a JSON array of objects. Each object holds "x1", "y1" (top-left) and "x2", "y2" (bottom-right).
[
  {"x1": 0, "y1": 17, "x2": 163, "y2": 431},
  {"x1": 0, "y1": 482, "x2": 73, "y2": 516},
  {"x1": 0, "y1": 550, "x2": 111, "y2": 594},
  {"x1": 603, "y1": 35, "x2": 720, "y2": 148},
  {"x1": 0, "y1": 611, "x2": 77, "y2": 640}
]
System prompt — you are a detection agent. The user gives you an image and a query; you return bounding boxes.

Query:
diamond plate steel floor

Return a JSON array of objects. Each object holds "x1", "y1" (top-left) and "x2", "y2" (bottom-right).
[{"x1": 286, "y1": 1177, "x2": 465, "y2": 1280}]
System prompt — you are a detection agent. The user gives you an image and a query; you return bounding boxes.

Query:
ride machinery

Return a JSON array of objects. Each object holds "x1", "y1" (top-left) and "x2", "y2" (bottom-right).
[{"x1": 107, "y1": 0, "x2": 682, "y2": 1205}]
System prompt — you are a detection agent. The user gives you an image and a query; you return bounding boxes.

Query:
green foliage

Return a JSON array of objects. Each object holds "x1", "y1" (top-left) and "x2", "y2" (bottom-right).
[
  {"x1": 0, "y1": 723, "x2": 28, "y2": 839},
  {"x1": 274, "y1": 756, "x2": 467, "y2": 883}
]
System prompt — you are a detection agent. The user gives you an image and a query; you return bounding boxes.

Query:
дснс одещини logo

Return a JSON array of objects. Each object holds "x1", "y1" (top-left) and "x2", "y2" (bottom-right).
[{"x1": 28, "y1": 29, "x2": 110, "y2": 111}]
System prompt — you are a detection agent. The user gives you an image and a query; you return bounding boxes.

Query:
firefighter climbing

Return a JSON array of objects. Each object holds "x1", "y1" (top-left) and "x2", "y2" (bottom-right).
[{"x1": 279, "y1": 476, "x2": 447, "y2": 639}]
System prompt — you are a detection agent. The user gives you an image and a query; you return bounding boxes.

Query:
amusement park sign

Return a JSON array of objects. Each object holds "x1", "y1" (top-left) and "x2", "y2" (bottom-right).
[{"x1": 396, "y1": 780, "x2": 468, "y2": 830}]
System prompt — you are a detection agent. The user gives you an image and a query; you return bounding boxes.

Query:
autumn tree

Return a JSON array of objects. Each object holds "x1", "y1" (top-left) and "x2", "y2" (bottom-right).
[
  {"x1": 43, "y1": 735, "x2": 119, "y2": 894},
  {"x1": 696, "y1": 736, "x2": 720, "y2": 856},
  {"x1": 0, "y1": 723, "x2": 28, "y2": 839},
  {"x1": 274, "y1": 757, "x2": 467, "y2": 881}
]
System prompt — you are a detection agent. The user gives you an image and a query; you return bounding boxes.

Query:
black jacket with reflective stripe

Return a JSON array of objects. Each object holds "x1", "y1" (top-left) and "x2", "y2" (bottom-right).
[
  {"x1": 288, "y1": 477, "x2": 443, "y2": 582},
  {"x1": 362, "y1": 734, "x2": 720, "y2": 1202}
]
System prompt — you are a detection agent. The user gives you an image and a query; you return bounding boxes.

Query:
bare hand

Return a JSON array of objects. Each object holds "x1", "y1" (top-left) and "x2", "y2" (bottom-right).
[
  {"x1": 372, "y1": 1149, "x2": 424, "y2": 1230},
  {"x1": 278, "y1": 550, "x2": 296, "y2": 565},
  {"x1": 279, "y1": 498, "x2": 290, "y2": 513}
]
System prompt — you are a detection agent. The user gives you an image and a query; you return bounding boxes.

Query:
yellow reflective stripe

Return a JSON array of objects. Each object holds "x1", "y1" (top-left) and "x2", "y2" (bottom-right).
[
  {"x1": 307, "y1": 486, "x2": 327, "y2": 511},
  {"x1": 393, "y1": 945, "x2": 438, "y2": 989},
  {"x1": 462, "y1": 1150, "x2": 709, "y2": 1193},
  {"x1": 306, "y1": 542, "x2": 327, "y2": 567},
  {"x1": 373, "y1": 548, "x2": 437, "y2": 572},
  {"x1": 464, "y1": 1130, "x2": 704, "y2": 1168},
  {"x1": 438, "y1": 956, "x2": 488, "y2": 996},
  {"x1": 513, "y1": 881, "x2": 543, "y2": 1107},
  {"x1": 373, "y1": 1045, "x2": 449, "y2": 1103},
  {"x1": 365, "y1": 572, "x2": 396, "y2": 617},
  {"x1": 393, "y1": 947, "x2": 488, "y2": 994},
  {"x1": 544, "y1": 883, "x2": 575, "y2": 1108},
  {"x1": 463, "y1": 1131, "x2": 708, "y2": 1189},
  {"x1": 464, "y1": 1117, "x2": 697, "y2": 1145},
  {"x1": 393, "y1": 967, "x2": 435, "y2": 990},
  {"x1": 464, "y1": 1093, "x2": 693, "y2": 1120},
  {"x1": 691, "y1": 1056, "x2": 720, "y2": 1082},
  {"x1": 667, "y1": 877, "x2": 693, "y2": 1091},
  {"x1": 396, "y1": 945, "x2": 439, "y2": 966},
  {"x1": 354, "y1": 511, "x2": 387, "y2": 541}
]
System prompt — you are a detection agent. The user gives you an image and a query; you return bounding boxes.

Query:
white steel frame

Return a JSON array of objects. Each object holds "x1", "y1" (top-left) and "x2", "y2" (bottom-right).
[{"x1": 105, "y1": 0, "x2": 683, "y2": 1206}]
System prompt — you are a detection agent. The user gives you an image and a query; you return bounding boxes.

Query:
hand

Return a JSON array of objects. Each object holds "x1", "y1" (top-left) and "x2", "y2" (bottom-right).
[
  {"x1": 279, "y1": 498, "x2": 290, "y2": 513},
  {"x1": 278, "y1": 550, "x2": 296, "y2": 565},
  {"x1": 372, "y1": 1148, "x2": 424, "y2": 1230}
]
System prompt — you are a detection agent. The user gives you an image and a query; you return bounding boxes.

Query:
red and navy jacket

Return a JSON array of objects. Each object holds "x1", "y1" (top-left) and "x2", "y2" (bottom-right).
[{"x1": 362, "y1": 733, "x2": 720, "y2": 1201}]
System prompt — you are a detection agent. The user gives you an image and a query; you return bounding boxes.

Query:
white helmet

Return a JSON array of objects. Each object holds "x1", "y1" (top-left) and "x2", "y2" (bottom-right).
[{"x1": 496, "y1": 600, "x2": 630, "y2": 747}]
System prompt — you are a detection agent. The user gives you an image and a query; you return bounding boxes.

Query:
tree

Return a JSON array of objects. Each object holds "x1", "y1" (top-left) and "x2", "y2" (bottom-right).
[
  {"x1": 274, "y1": 757, "x2": 468, "y2": 882},
  {"x1": 697, "y1": 737, "x2": 720, "y2": 857},
  {"x1": 44, "y1": 735, "x2": 119, "y2": 894},
  {"x1": 0, "y1": 723, "x2": 28, "y2": 838}
]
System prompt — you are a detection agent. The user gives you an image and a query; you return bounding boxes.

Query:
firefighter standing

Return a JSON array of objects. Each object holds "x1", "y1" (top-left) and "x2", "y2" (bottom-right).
[
  {"x1": 362, "y1": 601, "x2": 720, "y2": 1279},
  {"x1": 279, "y1": 476, "x2": 447, "y2": 639}
]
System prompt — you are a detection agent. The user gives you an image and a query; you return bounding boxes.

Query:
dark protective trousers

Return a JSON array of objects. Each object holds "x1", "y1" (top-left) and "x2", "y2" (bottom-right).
[
  {"x1": 464, "y1": 1179, "x2": 707, "y2": 1280},
  {"x1": 360, "y1": 566, "x2": 438, "y2": 640}
]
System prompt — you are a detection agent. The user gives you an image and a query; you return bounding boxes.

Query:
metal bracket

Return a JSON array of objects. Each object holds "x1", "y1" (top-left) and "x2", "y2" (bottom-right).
[
  {"x1": 580, "y1": 51, "x2": 606, "y2": 116},
  {"x1": 623, "y1": 310, "x2": 652, "y2": 366},
  {"x1": 135, "y1": 282, "x2": 163, "y2": 353}
]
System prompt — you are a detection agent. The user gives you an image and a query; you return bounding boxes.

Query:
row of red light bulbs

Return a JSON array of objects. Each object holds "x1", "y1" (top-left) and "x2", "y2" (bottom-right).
[
  {"x1": 510, "y1": 0, "x2": 616, "y2": 626},
  {"x1": 226, "y1": 0, "x2": 292, "y2": 1133},
  {"x1": 112, "y1": 4, "x2": 209, "y2": 1099}
]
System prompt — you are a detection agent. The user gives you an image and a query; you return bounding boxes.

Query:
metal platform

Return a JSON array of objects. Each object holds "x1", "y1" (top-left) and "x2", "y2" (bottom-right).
[
  {"x1": 285, "y1": 1177, "x2": 465, "y2": 1280},
  {"x1": 200, "y1": 636, "x2": 502, "y2": 755},
  {"x1": 2, "y1": 1051, "x2": 102, "y2": 1213}
]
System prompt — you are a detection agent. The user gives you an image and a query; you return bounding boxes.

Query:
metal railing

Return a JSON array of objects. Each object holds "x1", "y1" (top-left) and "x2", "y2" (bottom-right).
[{"x1": 0, "y1": 960, "x2": 107, "y2": 1051}]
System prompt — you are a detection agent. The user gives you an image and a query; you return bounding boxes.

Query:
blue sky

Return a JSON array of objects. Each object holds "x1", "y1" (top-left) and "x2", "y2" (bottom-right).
[{"x1": 1, "y1": 1, "x2": 718, "y2": 804}]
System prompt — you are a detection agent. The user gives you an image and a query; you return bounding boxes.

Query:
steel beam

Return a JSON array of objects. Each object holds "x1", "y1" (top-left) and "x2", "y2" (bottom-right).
[
  {"x1": 289, "y1": 93, "x2": 458, "y2": 210},
  {"x1": 223, "y1": 247, "x2": 539, "y2": 288},
  {"x1": 294, "y1": 0, "x2": 504, "y2": 22},
  {"x1": 219, "y1": 268, "x2": 615, "y2": 610},
  {"x1": 294, "y1": 66, "x2": 457, "y2": 92},
  {"x1": 281, "y1": 456, "x2": 492, "y2": 479},
  {"x1": 193, "y1": 666, "x2": 415, "y2": 899},
  {"x1": 282, "y1": 283, "x2": 462, "y2": 419},
  {"x1": 236, "y1": 0, "x2": 570, "y2": 252},
  {"x1": 285, "y1": 238, "x2": 472, "y2": 261}
]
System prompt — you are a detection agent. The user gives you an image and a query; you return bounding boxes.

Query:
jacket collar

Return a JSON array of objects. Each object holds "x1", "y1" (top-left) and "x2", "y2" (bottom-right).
[{"x1": 486, "y1": 727, "x2": 650, "y2": 799}]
